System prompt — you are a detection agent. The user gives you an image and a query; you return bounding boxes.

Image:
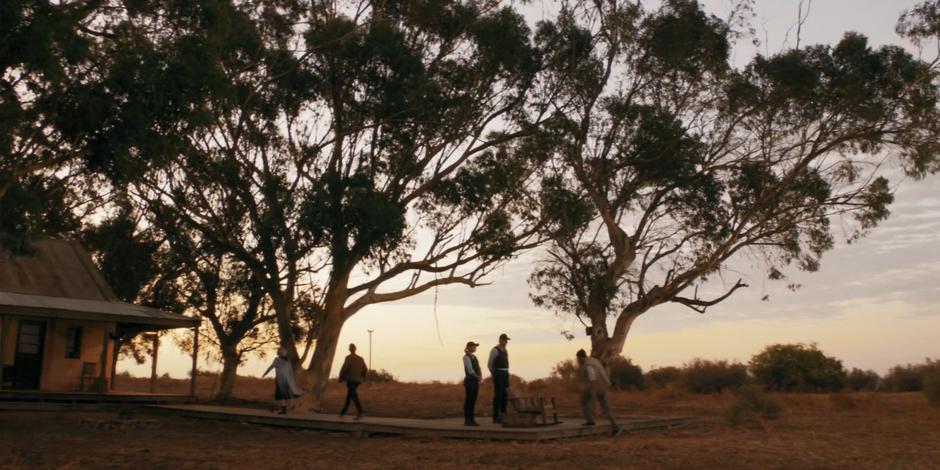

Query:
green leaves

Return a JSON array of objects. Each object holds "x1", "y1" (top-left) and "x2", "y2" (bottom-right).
[
  {"x1": 750, "y1": 343, "x2": 847, "y2": 392},
  {"x1": 615, "y1": 104, "x2": 705, "y2": 185},
  {"x1": 0, "y1": 175, "x2": 79, "y2": 254},
  {"x1": 538, "y1": 175, "x2": 593, "y2": 240},
  {"x1": 898, "y1": 0, "x2": 940, "y2": 43},
  {"x1": 469, "y1": 6, "x2": 538, "y2": 83},
  {"x1": 300, "y1": 173, "x2": 406, "y2": 261},
  {"x1": 82, "y1": 210, "x2": 161, "y2": 304},
  {"x1": 1, "y1": 1, "x2": 102, "y2": 252},
  {"x1": 639, "y1": 0, "x2": 730, "y2": 78}
]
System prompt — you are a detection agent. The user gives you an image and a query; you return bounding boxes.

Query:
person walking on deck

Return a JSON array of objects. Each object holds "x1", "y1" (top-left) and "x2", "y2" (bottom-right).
[
  {"x1": 262, "y1": 346, "x2": 303, "y2": 415},
  {"x1": 487, "y1": 333, "x2": 511, "y2": 423},
  {"x1": 577, "y1": 349, "x2": 621, "y2": 436},
  {"x1": 463, "y1": 341, "x2": 482, "y2": 426},
  {"x1": 339, "y1": 343, "x2": 368, "y2": 418}
]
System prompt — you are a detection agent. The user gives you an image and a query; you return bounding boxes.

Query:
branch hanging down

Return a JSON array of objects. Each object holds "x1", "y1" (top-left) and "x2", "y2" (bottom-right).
[{"x1": 671, "y1": 279, "x2": 749, "y2": 314}]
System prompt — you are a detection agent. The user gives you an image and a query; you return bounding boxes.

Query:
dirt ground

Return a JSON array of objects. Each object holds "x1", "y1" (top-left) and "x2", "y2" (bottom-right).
[{"x1": 2, "y1": 377, "x2": 939, "y2": 469}]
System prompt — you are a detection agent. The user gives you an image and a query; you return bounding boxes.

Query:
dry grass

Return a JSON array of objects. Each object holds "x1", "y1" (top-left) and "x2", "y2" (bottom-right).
[
  {"x1": 5, "y1": 375, "x2": 936, "y2": 469},
  {"x1": 113, "y1": 373, "x2": 717, "y2": 418}
]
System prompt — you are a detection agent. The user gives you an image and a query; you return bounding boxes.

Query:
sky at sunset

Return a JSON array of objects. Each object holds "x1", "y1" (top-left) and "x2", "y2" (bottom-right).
[{"x1": 120, "y1": 0, "x2": 940, "y2": 383}]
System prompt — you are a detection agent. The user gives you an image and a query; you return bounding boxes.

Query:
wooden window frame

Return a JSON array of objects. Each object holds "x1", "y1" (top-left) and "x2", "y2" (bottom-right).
[{"x1": 65, "y1": 326, "x2": 82, "y2": 359}]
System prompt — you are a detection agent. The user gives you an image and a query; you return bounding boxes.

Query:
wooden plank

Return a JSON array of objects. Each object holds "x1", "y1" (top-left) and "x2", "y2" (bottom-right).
[
  {"x1": 150, "y1": 404, "x2": 695, "y2": 441},
  {"x1": 0, "y1": 314, "x2": 5, "y2": 388},
  {"x1": 0, "y1": 390, "x2": 193, "y2": 404},
  {"x1": 0, "y1": 401, "x2": 139, "y2": 412}
]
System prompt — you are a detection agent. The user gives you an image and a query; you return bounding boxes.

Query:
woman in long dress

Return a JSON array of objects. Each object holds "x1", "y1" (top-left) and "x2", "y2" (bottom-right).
[{"x1": 262, "y1": 346, "x2": 303, "y2": 414}]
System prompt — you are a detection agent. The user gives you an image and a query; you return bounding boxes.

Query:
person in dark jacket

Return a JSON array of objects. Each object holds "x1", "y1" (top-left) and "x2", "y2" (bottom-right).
[
  {"x1": 487, "y1": 333, "x2": 510, "y2": 423},
  {"x1": 462, "y1": 341, "x2": 482, "y2": 426},
  {"x1": 338, "y1": 343, "x2": 368, "y2": 418}
]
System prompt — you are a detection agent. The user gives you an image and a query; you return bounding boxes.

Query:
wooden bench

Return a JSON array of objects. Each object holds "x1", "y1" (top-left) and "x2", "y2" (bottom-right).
[{"x1": 502, "y1": 395, "x2": 559, "y2": 428}]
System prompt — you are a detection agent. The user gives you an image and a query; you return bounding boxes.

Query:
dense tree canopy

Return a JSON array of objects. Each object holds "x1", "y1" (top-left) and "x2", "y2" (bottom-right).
[
  {"x1": 58, "y1": 0, "x2": 560, "y2": 404},
  {"x1": 528, "y1": 0, "x2": 940, "y2": 359},
  {"x1": 0, "y1": 1, "x2": 108, "y2": 253}
]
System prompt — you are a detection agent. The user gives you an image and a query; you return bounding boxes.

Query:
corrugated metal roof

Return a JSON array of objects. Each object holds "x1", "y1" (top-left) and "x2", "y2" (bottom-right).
[
  {"x1": 0, "y1": 240, "x2": 196, "y2": 328},
  {"x1": 0, "y1": 240, "x2": 117, "y2": 300}
]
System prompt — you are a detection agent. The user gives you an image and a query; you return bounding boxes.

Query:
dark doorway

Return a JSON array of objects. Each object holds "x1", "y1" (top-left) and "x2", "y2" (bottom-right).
[{"x1": 14, "y1": 320, "x2": 46, "y2": 390}]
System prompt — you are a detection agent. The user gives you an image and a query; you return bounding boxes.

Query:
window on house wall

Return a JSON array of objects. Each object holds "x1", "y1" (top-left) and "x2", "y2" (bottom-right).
[{"x1": 65, "y1": 327, "x2": 82, "y2": 359}]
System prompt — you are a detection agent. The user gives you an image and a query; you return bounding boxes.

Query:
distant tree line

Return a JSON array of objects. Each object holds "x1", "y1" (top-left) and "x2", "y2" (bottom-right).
[{"x1": 547, "y1": 343, "x2": 940, "y2": 405}]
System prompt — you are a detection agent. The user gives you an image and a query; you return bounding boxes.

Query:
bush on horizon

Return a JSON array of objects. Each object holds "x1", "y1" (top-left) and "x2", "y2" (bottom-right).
[
  {"x1": 608, "y1": 356, "x2": 645, "y2": 391},
  {"x1": 681, "y1": 359, "x2": 749, "y2": 394},
  {"x1": 645, "y1": 366, "x2": 683, "y2": 389},
  {"x1": 366, "y1": 369, "x2": 398, "y2": 383},
  {"x1": 548, "y1": 356, "x2": 644, "y2": 390},
  {"x1": 921, "y1": 360, "x2": 940, "y2": 406},
  {"x1": 846, "y1": 368, "x2": 881, "y2": 391},
  {"x1": 750, "y1": 343, "x2": 846, "y2": 392},
  {"x1": 550, "y1": 359, "x2": 579, "y2": 382},
  {"x1": 882, "y1": 362, "x2": 929, "y2": 392}
]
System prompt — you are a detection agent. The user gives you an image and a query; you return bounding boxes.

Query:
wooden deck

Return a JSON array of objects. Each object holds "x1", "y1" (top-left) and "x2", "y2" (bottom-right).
[
  {"x1": 151, "y1": 404, "x2": 695, "y2": 441},
  {"x1": 0, "y1": 390, "x2": 193, "y2": 405}
]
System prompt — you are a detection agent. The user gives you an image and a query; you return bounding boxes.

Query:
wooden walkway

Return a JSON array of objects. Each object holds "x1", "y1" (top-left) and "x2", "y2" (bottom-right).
[
  {"x1": 152, "y1": 404, "x2": 695, "y2": 441},
  {"x1": 0, "y1": 390, "x2": 193, "y2": 404}
]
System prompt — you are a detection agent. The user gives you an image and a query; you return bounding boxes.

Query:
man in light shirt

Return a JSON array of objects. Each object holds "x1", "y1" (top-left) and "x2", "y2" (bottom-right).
[
  {"x1": 487, "y1": 333, "x2": 510, "y2": 424},
  {"x1": 577, "y1": 349, "x2": 622, "y2": 436},
  {"x1": 463, "y1": 341, "x2": 482, "y2": 426}
]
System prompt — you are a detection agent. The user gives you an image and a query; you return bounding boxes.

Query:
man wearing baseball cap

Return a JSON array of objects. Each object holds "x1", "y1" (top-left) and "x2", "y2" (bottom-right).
[
  {"x1": 487, "y1": 333, "x2": 511, "y2": 423},
  {"x1": 462, "y1": 341, "x2": 482, "y2": 426}
]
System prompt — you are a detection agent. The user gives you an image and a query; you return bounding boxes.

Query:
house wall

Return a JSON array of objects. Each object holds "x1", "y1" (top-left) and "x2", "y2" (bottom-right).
[
  {"x1": 42, "y1": 318, "x2": 115, "y2": 392},
  {"x1": 0, "y1": 315, "x2": 115, "y2": 392}
]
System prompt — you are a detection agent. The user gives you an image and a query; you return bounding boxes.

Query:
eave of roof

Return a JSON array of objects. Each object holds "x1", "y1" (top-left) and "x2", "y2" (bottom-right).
[{"x1": 0, "y1": 291, "x2": 198, "y2": 328}]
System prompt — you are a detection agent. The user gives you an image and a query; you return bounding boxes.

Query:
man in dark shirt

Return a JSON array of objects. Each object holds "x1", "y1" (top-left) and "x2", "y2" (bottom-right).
[
  {"x1": 487, "y1": 333, "x2": 510, "y2": 423},
  {"x1": 339, "y1": 343, "x2": 368, "y2": 418},
  {"x1": 463, "y1": 341, "x2": 482, "y2": 426}
]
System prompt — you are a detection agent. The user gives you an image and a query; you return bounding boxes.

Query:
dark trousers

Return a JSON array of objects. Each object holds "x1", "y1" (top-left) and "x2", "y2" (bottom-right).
[
  {"x1": 341, "y1": 381, "x2": 362, "y2": 415},
  {"x1": 492, "y1": 370, "x2": 509, "y2": 421},
  {"x1": 580, "y1": 386, "x2": 618, "y2": 428},
  {"x1": 463, "y1": 377, "x2": 479, "y2": 423}
]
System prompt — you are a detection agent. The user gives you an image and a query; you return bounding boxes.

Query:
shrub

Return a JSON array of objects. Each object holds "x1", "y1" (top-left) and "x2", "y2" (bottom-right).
[
  {"x1": 550, "y1": 356, "x2": 644, "y2": 390},
  {"x1": 682, "y1": 359, "x2": 748, "y2": 394},
  {"x1": 645, "y1": 366, "x2": 683, "y2": 389},
  {"x1": 845, "y1": 368, "x2": 881, "y2": 391},
  {"x1": 366, "y1": 369, "x2": 397, "y2": 383},
  {"x1": 726, "y1": 385, "x2": 782, "y2": 425},
  {"x1": 750, "y1": 343, "x2": 846, "y2": 392},
  {"x1": 608, "y1": 356, "x2": 645, "y2": 390},
  {"x1": 551, "y1": 359, "x2": 579, "y2": 382},
  {"x1": 882, "y1": 363, "x2": 926, "y2": 392},
  {"x1": 922, "y1": 360, "x2": 940, "y2": 407},
  {"x1": 526, "y1": 378, "x2": 553, "y2": 391}
]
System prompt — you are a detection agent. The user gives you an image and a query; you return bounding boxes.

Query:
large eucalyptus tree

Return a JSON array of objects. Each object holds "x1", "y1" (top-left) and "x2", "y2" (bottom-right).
[
  {"x1": 80, "y1": 0, "x2": 558, "y2": 406},
  {"x1": 529, "y1": 0, "x2": 940, "y2": 360}
]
